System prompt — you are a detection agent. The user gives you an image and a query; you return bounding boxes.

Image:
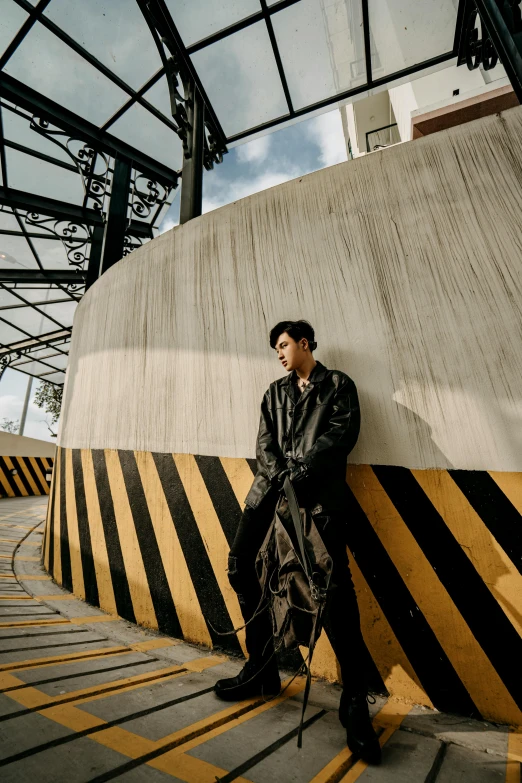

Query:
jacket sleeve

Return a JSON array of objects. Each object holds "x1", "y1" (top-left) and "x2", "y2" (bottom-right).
[
  {"x1": 300, "y1": 376, "x2": 360, "y2": 474},
  {"x1": 255, "y1": 391, "x2": 287, "y2": 481}
]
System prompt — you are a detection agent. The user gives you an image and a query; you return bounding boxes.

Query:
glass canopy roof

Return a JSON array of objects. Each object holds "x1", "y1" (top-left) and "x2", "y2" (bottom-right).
[{"x1": 0, "y1": 0, "x2": 462, "y2": 385}]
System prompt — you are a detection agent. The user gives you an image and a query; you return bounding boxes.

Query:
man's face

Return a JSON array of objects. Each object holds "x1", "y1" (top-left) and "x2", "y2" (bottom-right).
[{"x1": 274, "y1": 332, "x2": 305, "y2": 372}]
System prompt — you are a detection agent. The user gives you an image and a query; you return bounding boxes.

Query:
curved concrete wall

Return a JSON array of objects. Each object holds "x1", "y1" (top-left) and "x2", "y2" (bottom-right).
[
  {"x1": 43, "y1": 107, "x2": 522, "y2": 727},
  {"x1": 58, "y1": 110, "x2": 522, "y2": 472}
]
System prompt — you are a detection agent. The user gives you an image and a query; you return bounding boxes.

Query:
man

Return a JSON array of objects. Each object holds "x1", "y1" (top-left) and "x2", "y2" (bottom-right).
[{"x1": 213, "y1": 320, "x2": 381, "y2": 764}]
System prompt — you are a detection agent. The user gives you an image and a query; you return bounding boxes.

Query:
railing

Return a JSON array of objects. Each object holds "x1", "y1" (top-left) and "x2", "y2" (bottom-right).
[{"x1": 366, "y1": 122, "x2": 401, "y2": 153}]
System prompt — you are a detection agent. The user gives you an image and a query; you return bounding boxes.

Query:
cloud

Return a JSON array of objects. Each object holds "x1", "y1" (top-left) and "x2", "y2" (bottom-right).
[
  {"x1": 0, "y1": 394, "x2": 22, "y2": 424},
  {"x1": 158, "y1": 216, "x2": 178, "y2": 234},
  {"x1": 203, "y1": 165, "x2": 302, "y2": 214},
  {"x1": 306, "y1": 109, "x2": 348, "y2": 168},
  {"x1": 0, "y1": 393, "x2": 57, "y2": 442},
  {"x1": 235, "y1": 135, "x2": 272, "y2": 164}
]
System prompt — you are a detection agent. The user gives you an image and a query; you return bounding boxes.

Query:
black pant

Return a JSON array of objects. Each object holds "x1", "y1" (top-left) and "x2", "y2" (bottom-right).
[{"x1": 227, "y1": 491, "x2": 369, "y2": 697}]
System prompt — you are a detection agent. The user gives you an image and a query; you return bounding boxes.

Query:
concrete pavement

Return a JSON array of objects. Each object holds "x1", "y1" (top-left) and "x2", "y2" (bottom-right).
[{"x1": 0, "y1": 495, "x2": 520, "y2": 782}]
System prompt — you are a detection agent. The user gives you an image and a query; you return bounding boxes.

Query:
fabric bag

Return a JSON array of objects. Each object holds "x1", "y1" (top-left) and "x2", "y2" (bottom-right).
[{"x1": 255, "y1": 476, "x2": 334, "y2": 747}]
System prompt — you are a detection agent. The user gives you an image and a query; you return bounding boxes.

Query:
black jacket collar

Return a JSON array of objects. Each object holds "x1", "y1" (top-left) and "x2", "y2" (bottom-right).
[{"x1": 281, "y1": 360, "x2": 328, "y2": 387}]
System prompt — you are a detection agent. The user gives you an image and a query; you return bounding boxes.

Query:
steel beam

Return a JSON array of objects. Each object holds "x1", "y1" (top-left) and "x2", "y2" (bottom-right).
[
  {"x1": 474, "y1": 0, "x2": 522, "y2": 102},
  {"x1": 85, "y1": 223, "x2": 104, "y2": 291},
  {"x1": 0, "y1": 186, "x2": 103, "y2": 225},
  {"x1": 100, "y1": 156, "x2": 132, "y2": 274},
  {"x1": 179, "y1": 85, "x2": 204, "y2": 225},
  {"x1": 0, "y1": 73, "x2": 179, "y2": 187},
  {"x1": 0, "y1": 269, "x2": 86, "y2": 284}
]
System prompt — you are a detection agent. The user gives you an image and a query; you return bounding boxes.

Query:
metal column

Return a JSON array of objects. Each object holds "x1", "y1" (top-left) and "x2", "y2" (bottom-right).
[
  {"x1": 179, "y1": 83, "x2": 204, "y2": 225},
  {"x1": 85, "y1": 223, "x2": 105, "y2": 290},
  {"x1": 474, "y1": 0, "x2": 522, "y2": 101},
  {"x1": 19, "y1": 376, "x2": 33, "y2": 436},
  {"x1": 100, "y1": 155, "x2": 132, "y2": 274}
]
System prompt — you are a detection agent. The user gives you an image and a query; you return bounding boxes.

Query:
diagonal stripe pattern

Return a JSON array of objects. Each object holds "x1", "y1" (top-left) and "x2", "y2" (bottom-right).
[
  {"x1": 0, "y1": 456, "x2": 53, "y2": 498},
  {"x1": 42, "y1": 447, "x2": 522, "y2": 728}
]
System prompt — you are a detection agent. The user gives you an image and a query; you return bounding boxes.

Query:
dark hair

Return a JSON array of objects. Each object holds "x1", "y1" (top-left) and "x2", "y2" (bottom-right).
[{"x1": 269, "y1": 320, "x2": 317, "y2": 352}]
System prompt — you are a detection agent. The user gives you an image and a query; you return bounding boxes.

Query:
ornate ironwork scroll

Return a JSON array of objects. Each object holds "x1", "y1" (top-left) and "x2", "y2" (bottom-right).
[
  {"x1": 203, "y1": 120, "x2": 226, "y2": 170},
  {"x1": 138, "y1": 0, "x2": 227, "y2": 165},
  {"x1": 458, "y1": 0, "x2": 522, "y2": 72},
  {"x1": 465, "y1": 6, "x2": 499, "y2": 69},
  {"x1": 130, "y1": 172, "x2": 175, "y2": 221},
  {"x1": 29, "y1": 116, "x2": 112, "y2": 212},
  {"x1": 25, "y1": 212, "x2": 91, "y2": 269},
  {"x1": 122, "y1": 233, "x2": 143, "y2": 257}
]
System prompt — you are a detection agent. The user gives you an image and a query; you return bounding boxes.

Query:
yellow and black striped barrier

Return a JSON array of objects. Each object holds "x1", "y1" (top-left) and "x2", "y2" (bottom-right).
[
  {"x1": 0, "y1": 456, "x2": 53, "y2": 498},
  {"x1": 42, "y1": 447, "x2": 522, "y2": 728}
]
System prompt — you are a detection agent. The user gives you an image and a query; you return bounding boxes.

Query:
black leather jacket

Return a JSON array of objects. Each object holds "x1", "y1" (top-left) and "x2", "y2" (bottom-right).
[{"x1": 244, "y1": 361, "x2": 360, "y2": 512}]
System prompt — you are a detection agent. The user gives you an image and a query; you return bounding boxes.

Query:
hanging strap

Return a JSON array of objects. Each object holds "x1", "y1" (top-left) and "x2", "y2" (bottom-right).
[
  {"x1": 283, "y1": 475, "x2": 328, "y2": 748},
  {"x1": 283, "y1": 475, "x2": 313, "y2": 579}
]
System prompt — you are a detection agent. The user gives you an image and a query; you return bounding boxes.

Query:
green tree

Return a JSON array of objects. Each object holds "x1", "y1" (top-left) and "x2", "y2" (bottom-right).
[
  {"x1": 34, "y1": 382, "x2": 63, "y2": 426},
  {"x1": 0, "y1": 418, "x2": 19, "y2": 434}
]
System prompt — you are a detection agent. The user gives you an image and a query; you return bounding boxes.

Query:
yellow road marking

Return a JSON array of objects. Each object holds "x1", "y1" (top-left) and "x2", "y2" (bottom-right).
[
  {"x1": 0, "y1": 618, "x2": 70, "y2": 628},
  {"x1": 35, "y1": 594, "x2": 74, "y2": 601},
  {"x1": 0, "y1": 596, "x2": 35, "y2": 600},
  {"x1": 3, "y1": 457, "x2": 28, "y2": 496},
  {"x1": 489, "y1": 472, "x2": 522, "y2": 517},
  {"x1": 309, "y1": 746, "x2": 354, "y2": 783},
  {"x1": 414, "y1": 469, "x2": 522, "y2": 638},
  {"x1": 18, "y1": 575, "x2": 51, "y2": 580},
  {"x1": 131, "y1": 639, "x2": 180, "y2": 652},
  {"x1": 135, "y1": 451, "x2": 212, "y2": 648},
  {"x1": 0, "y1": 464, "x2": 14, "y2": 497},
  {"x1": 219, "y1": 457, "x2": 254, "y2": 509},
  {"x1": 53, "y1": 447, "x2": 62, "y2": 584},
  {"x1": 346, "y1": 538, "x2": 432, "y2": 707},
  {"x1": 16, "y1": 458, "x2": 40, "y2": 495},
  {"x1": 43, "y1": 454, "x2": 57, "y2": 570},
  {"x1": 65, "y1": 448, "x2": 86, "y2": 600},
  {"x1": 148, "y1": 678, "x2": 306, "y2": 778},
  {"x1": 80, "y1": 449, "x2": 117, "y2": 616},
  {"x1": 19, "y1": 672, "x2": 303, "y2": 780},
  {"x1": 505, "y1": 760, "x2": 521, "y2": 783},
  {"x1": 0, "y1": 646, "x2": 132, "y2": 674},
  {"x1": 14, "y1": 540, "x2": 40, "y2": 547},
  {"x1": 29, "y1": 457, "x2": 50, "y2": 495},
  {"x1": 0, "y1": 636, "x2": 179, "y2": 678},
  {"x1": 104, "y1": 450, "x2": 158, "y2": 629},
  {"x1": 4, "y1": 663, "x2": 191, "y2": 710},
  {"x1": 338, "y1": 700, "x2": 411, "y2": 782},
  {"x1": 174, "y1": 453, "x2": 247, "y2": 655},
  {"x1": 14, "y1": 556, "x2": 41, "y2": 562},
  {"x1": 348, "y1": 465, "x2": 522, "y2": 726},
  {"x1": 508, "y1": 730, "x2": 522, "y2": 763},
  {"x1": 67, "y1": 615, "x2": 118, "y2": 624}
]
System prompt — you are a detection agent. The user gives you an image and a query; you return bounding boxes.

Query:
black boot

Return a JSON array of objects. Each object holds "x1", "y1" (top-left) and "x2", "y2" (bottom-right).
[
  {"x1": 214, "y1": 657, "x2": 281, "y2": 701},
  {"x1": 339, "y1": 691, "x2": 382, "y2": 765}
]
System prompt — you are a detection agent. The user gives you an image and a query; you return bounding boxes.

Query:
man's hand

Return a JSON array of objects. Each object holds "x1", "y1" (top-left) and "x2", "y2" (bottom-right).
[
  {"x1": 271, "y1": 467, "x2": 291, "y2": 492},
  {"x1": 289, "y1": 462, "x2": 309, "y2": 486}
]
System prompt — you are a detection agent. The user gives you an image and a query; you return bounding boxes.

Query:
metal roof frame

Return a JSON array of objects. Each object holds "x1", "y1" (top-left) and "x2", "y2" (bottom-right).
[{"x1": 0, "y1": 0, "x2": 520, "y2": 390}]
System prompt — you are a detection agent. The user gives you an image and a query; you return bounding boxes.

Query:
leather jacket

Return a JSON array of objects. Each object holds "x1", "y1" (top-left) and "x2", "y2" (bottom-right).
[{"x1": 244, "y1": 361, "x2": 360, "y2": 513}]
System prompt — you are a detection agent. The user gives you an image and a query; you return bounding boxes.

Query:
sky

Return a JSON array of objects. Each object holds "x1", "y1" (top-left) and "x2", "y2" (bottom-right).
[
  {"x1": 0, "y1": 105, "x2": 348, "y2": 444},
  {"x1": 158, "y1": 107, "x2": 348, "y2": 231}
]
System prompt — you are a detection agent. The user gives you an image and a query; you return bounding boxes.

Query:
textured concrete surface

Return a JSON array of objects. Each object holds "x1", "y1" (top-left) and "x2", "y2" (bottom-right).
[
  {"x1": 59, "y1": 107, "x2": 522, "y2": 473},
  {"x1": 0, "y1": 496, "x2": 520, "y2": 782}
]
